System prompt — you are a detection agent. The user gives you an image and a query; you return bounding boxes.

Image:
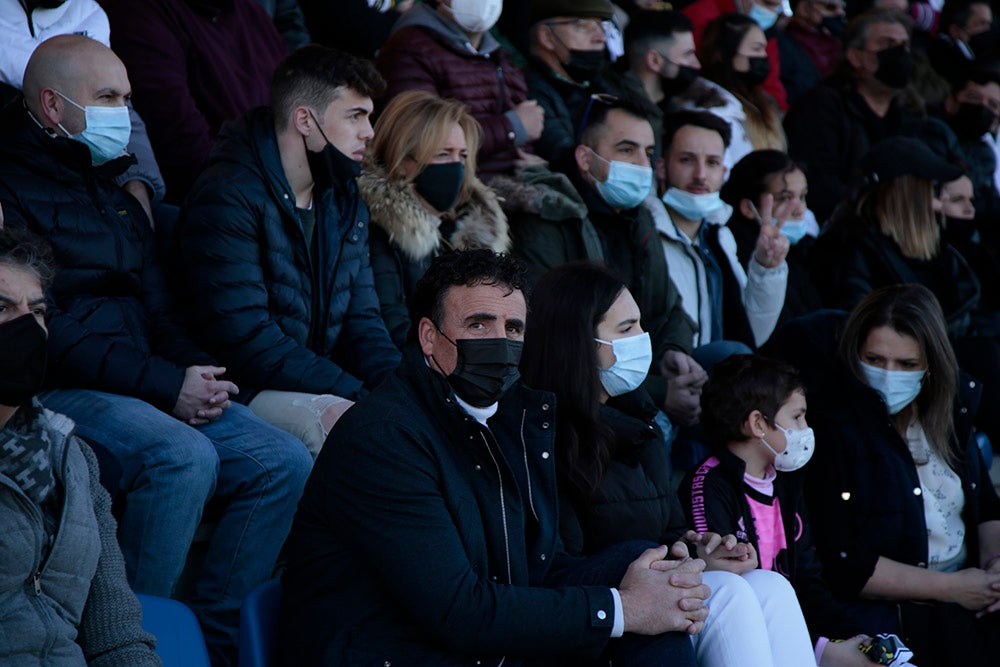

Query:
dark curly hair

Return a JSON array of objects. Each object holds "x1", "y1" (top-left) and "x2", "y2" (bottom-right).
[
  {"x1": 408, "y1": 249, "x2": 527, "y2": 341},
  {"x1": 0, "y1": 226, "x2": 56, "y2": 290},
  {"x1": 701, "y1": 354, "x2": 804, "y2": 450},
  {"x1": 271, "y1": 45, "x2": 386, "y2": 130}
]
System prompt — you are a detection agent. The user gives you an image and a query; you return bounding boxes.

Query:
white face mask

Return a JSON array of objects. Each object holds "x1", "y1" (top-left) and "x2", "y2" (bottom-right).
[
  {"x1": 860, "y1": 362, "x2": 925, "y2": 415},
  {"x1": 662, "y1": 187, "x2": 725, "y2": 220},
  {"x1": 55, "y1": 91, "x2": 131, "y2": 165},
  {"x1": 761, "y1": 424, "x2": 815, "y2": 472},
  {"x1": 447, "y1": 0, "x2": 503, "y2": 34},
  {"x1": 594, "y1": 331, "x2": 652, "y2": 397}
]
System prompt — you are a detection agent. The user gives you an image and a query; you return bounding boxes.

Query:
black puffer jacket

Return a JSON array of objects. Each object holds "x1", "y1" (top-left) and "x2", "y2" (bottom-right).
[
  {"x1": 179, "y1": 107, "x2": 400, "y2": 401},
  {"x1": 0, "y1": 102, "x2": 212, "y2": 411}
]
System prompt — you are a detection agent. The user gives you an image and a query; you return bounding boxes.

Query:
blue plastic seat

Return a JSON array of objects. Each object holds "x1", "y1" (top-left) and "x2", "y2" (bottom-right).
[
  {"x1": 137, "y1": 594, "x2": 210, "y2": 667},
  {"x1": 239, "y1": 579, "x2": 283, "y2": 667}
]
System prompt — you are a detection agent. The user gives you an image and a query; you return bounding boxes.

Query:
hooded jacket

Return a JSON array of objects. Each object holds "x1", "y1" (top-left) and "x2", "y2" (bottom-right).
[
  {"x1": 0, "y1": 401, "x2": 159, "y2": 666},
  {"x1": 0, "y1": 102, "x2": 213, "y2": 411},
  {"x1": 179, "y1": 106, "x2": 400, "y2": 401},
  {"x1": 360, "y1": 164, "x2": 510, "y2": 346},
  {"x1": 375, "y1": 3, "x2": 531, "y2": 178}
]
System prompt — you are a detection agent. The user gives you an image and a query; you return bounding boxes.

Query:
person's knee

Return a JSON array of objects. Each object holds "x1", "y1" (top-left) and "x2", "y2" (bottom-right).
[
  {"x1": 741, "y1": 568, "x2": 799, "y2": 606},
  {"x1": 142, "y1": 425, "x2": 220, "y2": 492}
]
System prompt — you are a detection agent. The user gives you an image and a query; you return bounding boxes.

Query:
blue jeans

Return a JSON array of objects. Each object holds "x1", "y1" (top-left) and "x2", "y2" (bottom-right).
[{"x1": 40, "y1": 389, "x2": 313, "y2": 665}]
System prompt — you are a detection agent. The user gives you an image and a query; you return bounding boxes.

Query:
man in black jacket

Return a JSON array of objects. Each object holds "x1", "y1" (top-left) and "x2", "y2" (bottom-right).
[
  {"x1": 0, "y1": 35, "x2": 313, "y2": 666},
  {"x1": 279, "y1": 249, "x2": 711, "y2": 666},
  {"x1": 179, "y1": 45, "x2": 401, "y2": 456}
]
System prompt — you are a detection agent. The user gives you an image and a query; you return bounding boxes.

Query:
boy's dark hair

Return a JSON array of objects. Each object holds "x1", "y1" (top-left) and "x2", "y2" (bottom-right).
[
  {"x1": 624, "y1": 10, "x2": 694, "y2": 69},
  {"x1": 948, "y1": 65, "x2": 1000, "y2": 97},
  {"x1": 0, "y1": 226, "x2": 56, "y2": 290},
  {"x1": 720, "y1": 149, "x2": 805, "y2": 215},
  {"x1": 939, "y1": 0, "x2": 987, "y2": 33},
  {"x1": 578, "y1": 93, "x2": 659, "y2": 148},
  {"x1": 662, "y1": 109, "x2": 732, "y2": 152},
  {"x1": 408, "y1": 249, "x2": 527, "y2": 341},
  {"x1": 271, "y1": 45, "x2": 386, "y2": 130},
  {"x1": 701, "y1": 354, "x2": 805, "y2": 449}
]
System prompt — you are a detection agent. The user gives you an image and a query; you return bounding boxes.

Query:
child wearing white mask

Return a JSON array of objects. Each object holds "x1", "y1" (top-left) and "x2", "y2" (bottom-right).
[{"x1": 680, "y1": 353, "x2": 907, "y2": 667}]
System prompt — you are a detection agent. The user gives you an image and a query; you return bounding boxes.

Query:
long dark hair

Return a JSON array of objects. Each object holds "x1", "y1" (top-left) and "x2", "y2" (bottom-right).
[
  {"x1": 839, "y1": 284, "x2": 958, "y2": 462},
  {"x1": 520, "y1": 262, "x2": 626, "y2": 506}
]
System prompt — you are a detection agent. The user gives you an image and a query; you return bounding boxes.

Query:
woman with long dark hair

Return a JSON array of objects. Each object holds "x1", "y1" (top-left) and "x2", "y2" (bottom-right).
[{"x1": 521, "y1": 261, "x2": 819, "y2": 666}]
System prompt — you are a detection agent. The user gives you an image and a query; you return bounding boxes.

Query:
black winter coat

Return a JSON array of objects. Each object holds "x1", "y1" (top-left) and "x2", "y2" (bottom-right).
[
  {"x1": 179, "y1": 107, "x2": 400, "y2": 401},
  {"x1": 279, "y1": 346, "x2": 618, "y2": 666},
  {"x1": 0, "y1": 103, "x2": 213, "y2": 411},
  {"x1": 559, "y1": 390, "x2": 687, "y2": 558}
]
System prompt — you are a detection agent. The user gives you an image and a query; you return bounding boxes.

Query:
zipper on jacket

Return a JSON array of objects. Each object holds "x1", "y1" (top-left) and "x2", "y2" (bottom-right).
[
  {"x1": 495, "y1": 66, "x2": 507, "y2": 116},
  {"x1": 32, "y1": 571, "x2": 41, "y2": 596},
  {"x1": 478, "y1": 431, "x2": 513, "y2": 583},
  {"x1": 517, "y1": 410, "x2": 538, "y2": 523}
]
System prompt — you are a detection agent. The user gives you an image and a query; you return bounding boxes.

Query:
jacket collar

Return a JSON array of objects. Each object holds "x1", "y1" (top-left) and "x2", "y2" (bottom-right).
[
  {"x1": 358, "y1": 163, "x2": 509, "y2": 262},
  {"x1": 391, "y1": 3, "x2": 501, "y2": 56}
]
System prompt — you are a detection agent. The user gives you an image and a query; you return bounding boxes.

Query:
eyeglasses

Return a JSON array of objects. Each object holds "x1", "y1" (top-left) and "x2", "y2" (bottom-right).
[
  {"x1": 544, "y1": 17, "x2": 606, "y2": 35},
  {"x1": 576, "y1": 93, "x2": 619, "y2": 144}
]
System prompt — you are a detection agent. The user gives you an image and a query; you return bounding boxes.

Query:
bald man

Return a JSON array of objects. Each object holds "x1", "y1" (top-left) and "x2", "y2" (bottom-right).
[{"x1": 0, "y1": 34, "x2": 312, "y2": 666}]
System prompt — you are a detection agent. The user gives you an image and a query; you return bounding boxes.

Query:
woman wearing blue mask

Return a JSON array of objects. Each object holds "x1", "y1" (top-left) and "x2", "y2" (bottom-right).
[
  {"x1": 767, "y1": 284, "x2": 1000, "y2": 664},
  {"x1": 721, "y1": 150, "x2": 823, "y2": 327},
  {"x1": 521, "y1": 261, "x2": 821, "y2": 667},
  {"x1": 360, "y1": 90, "x2": 510, "y2": 346}
]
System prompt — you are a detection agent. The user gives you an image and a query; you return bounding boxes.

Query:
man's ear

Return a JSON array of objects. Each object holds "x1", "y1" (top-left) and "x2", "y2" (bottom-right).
[
  {"x1": 38, "y1": 88, "x2": 63, "y2": 127},
  {"x1": 644, "y1": 48, "x2": 663, "y2": 75},
  {"x1": 536, "y1": 23, "x2": 558, "y2": 52},
  {"x1": 575, "y1": 143, "x2": 592, "y2": 176},
  {"x1": 844, "y1": 46, "x2": 864, "y2": 72},
  {"x1": 418, "y1": 316, "x2": 439, "y2": 358},
  {"x1": 291, "y1": 106, "x2": 313, "y2": 136},
  {"x1": 739, "y1": 198, "x2": 757, "y2": 220}
]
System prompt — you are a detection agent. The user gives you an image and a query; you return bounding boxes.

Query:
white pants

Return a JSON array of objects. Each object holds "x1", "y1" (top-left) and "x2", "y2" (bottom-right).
[
  {"x1": 248, "y1": 390, "x2": 353, "y2": 457},
  {"x1": 693, "y1": 569, "x2": 817, "y2": 667}
]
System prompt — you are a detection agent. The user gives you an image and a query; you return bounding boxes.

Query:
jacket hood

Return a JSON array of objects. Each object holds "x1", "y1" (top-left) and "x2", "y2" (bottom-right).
[
  {"x1": 675, "y1": 78, "x2": 744, "y2": 122},
  {"x1": 359, "y1": 163, "x2": 510, "y2": 261},
  {"x1": 490, "y1": 165, "x2": 590, "y2": 222},
  {"x1": 390, "y1": 2, "x2": 502, "y2": 55}
]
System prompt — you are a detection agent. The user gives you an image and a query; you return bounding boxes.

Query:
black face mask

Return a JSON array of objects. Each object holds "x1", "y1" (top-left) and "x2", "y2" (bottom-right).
[
  {"x1": 661, "y1": 62, "x2": 700, "y2": 97},
  {"x1": 433, "y1": 333, "x2": 523, "y2": 408},
  {"x1": 820, "y1": 15, "x2": 846, "y2": 37},
  {"x1": 0, "y1": 314, "x2": 47, "y2": 407},
  {"x1": 874, "y1": 44, "x2": 914, "y2": 89},
  {"x1": 969, "y1": 30, "x2": 996, "y2": 57},
  {"x1": 564, "y1": 49, "x2": 608, "y2": 83},
  {"x1": 413, "y1": 161, "x2": 465, "y2": 213},
  {"x1": 951, "y1": 102, "x2": 997, "y2": 141},
  {"x1": 738, "y1": 56, "x2": 771, "y2": 88},
  {"x1": 943, "y1": 216, "x2": 979, "y2": 243},
  {"x1": 304, "y1": 110, "x2": 360, "y2": 191}
]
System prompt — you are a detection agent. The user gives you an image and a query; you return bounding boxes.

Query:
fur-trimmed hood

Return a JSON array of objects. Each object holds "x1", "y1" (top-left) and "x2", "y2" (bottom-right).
[{"x1": 359, "y1": 165, "x2": 510, "y2": 262}]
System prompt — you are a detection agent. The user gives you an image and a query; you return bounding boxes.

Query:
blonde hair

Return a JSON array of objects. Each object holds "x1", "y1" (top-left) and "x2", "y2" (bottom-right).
[
  {"x1": 368, "y1": 91, "x2": 481, "y2": 208},
  {"x1": 864, "y1": 175, "x2": 940, "y2": 261}
]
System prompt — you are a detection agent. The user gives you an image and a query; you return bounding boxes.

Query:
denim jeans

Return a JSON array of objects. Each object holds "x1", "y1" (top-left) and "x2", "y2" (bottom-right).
[{"x1": 39, "y1": 389, "x2": 313, "y2": 666}]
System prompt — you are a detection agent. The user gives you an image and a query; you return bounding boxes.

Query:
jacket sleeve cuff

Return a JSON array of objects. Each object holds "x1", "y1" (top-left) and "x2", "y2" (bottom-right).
[
  {"x1": 610, "y1": 588, "x2": 625, "y2": 637},
  {"x1": 503, "y1": 110, "x2": 528, "y2": 146}
]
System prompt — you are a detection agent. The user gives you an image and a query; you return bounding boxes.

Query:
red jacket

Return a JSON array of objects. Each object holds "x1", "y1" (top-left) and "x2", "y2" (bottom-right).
[
  {"x1": 375, "y1": 9, "x2": 530, "y2": 178},
  {"x1": 682, "y1": 0, "x2": 788, "y2": 111}
]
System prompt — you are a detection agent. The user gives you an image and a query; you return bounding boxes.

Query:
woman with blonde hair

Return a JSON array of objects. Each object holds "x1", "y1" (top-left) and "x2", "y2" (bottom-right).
[{"x1": 360, "y1": 90, "x2": 509, "y2": 345}]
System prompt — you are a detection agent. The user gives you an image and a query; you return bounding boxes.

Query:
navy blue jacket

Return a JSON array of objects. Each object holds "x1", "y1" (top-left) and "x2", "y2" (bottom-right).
[
  {"x1": 179, "y1": 107, "x2": 400, "y2": 401},
  {"x1": 279, "y1": 346, "x2": 618, "y2": 666},
  {"x1": 0, "y1": 102, "x2": 213, "y2": 411}
]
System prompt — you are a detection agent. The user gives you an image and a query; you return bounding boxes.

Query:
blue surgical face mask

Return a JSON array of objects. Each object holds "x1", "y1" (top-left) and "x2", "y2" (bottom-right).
[
  {"x1": 595, "y1": 331, "x2": 652, "y2": 397},
  {"x1": 662, "y1": 187, "x2": 724, "y2": 221},
  {"x1": 773, "y1": 217, "x2": 808, "y2": 245},
  {"x1": 55, "y1": 91, "x2": 131, "y2": 165},
  {"x1": 748, "y1": 2, "x2": 779, "y2": 30},
  {"x1": 860, "y1": 361, "x2": 925, "y2": 415},
  {"x1": 589, "y1": 149, "x2": 653, "y2": 210}
]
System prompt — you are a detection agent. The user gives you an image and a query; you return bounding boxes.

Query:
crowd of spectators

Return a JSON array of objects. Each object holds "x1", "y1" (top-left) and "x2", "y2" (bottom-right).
[{"x1": 3, "y1": 0, "x2": 1000, "y2": 664}]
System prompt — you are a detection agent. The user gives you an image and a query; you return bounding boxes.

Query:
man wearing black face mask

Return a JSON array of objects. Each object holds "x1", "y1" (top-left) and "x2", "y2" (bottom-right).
[
  {"x1": 0, "y1": 226, "x2": 161, "y2": 666},
  {"x1": 785, "y1": 8, "x2": 930, "y2": 221},
  {"x1": 179, "y1": 45, "x2": 401, "y2": 456},
  {"x1": 777, "y1": 0, "x2": 845, "y2": 104},
  {"x1": 525, "y1": 0, "x2": 626, "y2": 165},
  {"x1": 928, "y1": 0, "x2": 994, "y2": 83},
  {"x1": 279, "y1": 248, "x2": 711, "y2": 666}
]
